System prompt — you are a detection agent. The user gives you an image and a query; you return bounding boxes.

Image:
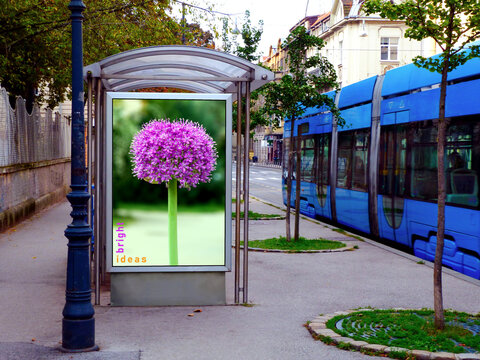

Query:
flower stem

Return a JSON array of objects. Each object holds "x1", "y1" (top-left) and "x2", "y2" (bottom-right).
[{"x1": 168, "y1": 179, "x2": 178, "y2": 265}]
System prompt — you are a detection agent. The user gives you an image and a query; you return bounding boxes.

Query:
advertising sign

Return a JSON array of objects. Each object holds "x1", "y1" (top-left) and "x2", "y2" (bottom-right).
[{"x1": 106, "y1": 92, "x2": 232, "y2": 272}]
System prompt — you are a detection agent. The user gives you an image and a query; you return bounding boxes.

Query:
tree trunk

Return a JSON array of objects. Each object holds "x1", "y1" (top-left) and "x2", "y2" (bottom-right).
[
  {"x1": 285, "y1": 120, "x2": 295, "y2": 242},
  {"x1": 434, "y1": 62, "x2": 449, "y2": 330},
  {"x1": 294, "y1": 136, "x2": 301, "y2": 241}
]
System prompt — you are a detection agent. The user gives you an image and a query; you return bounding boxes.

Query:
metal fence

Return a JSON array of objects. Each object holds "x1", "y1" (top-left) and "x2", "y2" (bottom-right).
[
  {"x1": 0, "y1": 84, "x2": 71, "y2": 213},
  {"x1": 0, "y1": 86, "x2": 71, "y2": 167}
]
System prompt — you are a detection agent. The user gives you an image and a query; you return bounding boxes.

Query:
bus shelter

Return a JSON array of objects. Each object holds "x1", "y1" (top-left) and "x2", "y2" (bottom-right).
[{"x1": 83, "y1": 45, "x2": 274, "y2": 305}]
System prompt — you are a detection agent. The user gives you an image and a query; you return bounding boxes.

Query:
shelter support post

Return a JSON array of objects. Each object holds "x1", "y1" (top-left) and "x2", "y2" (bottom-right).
[
  {"x1": 87, "y1": 75, "x2": 93, "y2": 291},
  {"x1": 87, "y1": 75, "x2": 92, "y2": 231},
  {"x1": 94, "y1": 78, "x2": 101, "y2": 305},
  {"x1": 100, "y1": 88, "x2": 107, "y2": 284},
  {"x1": 234, "y1": 83, "x2": 242, "y2": 304},
  {"x1": 243, "y1": 82, "x2": 251, "y2": 304}
]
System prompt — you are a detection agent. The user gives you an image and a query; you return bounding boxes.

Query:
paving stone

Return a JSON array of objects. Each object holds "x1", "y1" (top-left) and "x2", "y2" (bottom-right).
[
  {"x1": 362, "y1": 344, "x2": 388, "y2": 353},
  {"x1": 314, "y1": 316, "x2": 332, "y2": 323},
  {"x1": 308, "y1": 323, "x2": 327, "y2": 330},
  {"x1": 411, "y1": 349, "x2": 433, "y2": 360},
  {"x1": 314, "y1": 329, "x2": 341, "y2": 337},
  {"x1": 310, "y1": 319, "x2": 327, "y2": 325},
  {"x1": 384, "y1": 347, "x2": 410, "y2": 354},
  {"x1": 331, "y1": 336, "x2": 355, "y2": 345},
  {"x1": 349, "y1": 341, "x2": 369, "y2": 350},
  {"x1": 334, "y1": 311, "x2": 351, "y2": 316},
  {"x1": 430, "y1": 352, "x2": 456, "y2": 360},
  {"x1": 456, "y1": 354, "x2": 480, "y2": 360}
]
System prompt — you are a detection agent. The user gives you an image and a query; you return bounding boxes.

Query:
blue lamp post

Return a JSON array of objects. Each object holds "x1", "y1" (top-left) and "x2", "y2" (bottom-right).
[{"x1": 61, "y1": 0, "x2": 97, "y2": 352}]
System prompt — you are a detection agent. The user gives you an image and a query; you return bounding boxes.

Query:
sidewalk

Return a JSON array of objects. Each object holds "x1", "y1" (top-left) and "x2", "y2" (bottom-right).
[{"x1": 1, "y1": 200, "x2": 480, "y2": 360}]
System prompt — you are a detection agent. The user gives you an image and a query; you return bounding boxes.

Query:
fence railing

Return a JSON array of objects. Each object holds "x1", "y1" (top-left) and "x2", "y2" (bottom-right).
[
  {"x1": 0, "y1": 86, "x2": 71, "y2": 167},
  {"x1": 0, "y1": 84, "x2": 71, "y2": 220}
]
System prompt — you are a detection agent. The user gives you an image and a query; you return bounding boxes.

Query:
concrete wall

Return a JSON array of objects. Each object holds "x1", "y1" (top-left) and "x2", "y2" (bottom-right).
[{"x1": 0, "y1": 159, "x2": 70, "y2": 232}]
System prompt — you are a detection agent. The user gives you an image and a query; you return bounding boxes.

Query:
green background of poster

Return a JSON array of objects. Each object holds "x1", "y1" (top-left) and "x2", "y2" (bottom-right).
[{"x1": 112, "y1": 98, "x2": 226, "y2": 267}]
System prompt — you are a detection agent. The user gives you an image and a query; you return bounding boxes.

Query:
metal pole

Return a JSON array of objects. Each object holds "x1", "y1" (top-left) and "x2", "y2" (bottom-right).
[
  {"x1": 101, "y1": 88, "x2": 107, "y2": 283},
  {"x1": 94, "y1": 78, "x2": 101, "y2": 305},
  {"x1": 242, "y1": 82, "x2": 251, "y2": 304},
  {"x1": 86, "y1": 75, "x2": 93, "y2": 287},
  {"x1": 62, "y1": 0, "x2": 97, "y2": 352},
  {"x1": 234, "y1": 82, "x2": 242, "y2": 304},
  {"x1": 87, "y1": 74, "x2": 92, "y2": 231}
]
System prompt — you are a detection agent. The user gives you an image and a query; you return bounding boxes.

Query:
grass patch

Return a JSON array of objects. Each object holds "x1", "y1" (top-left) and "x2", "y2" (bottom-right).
[
  {"x1": 232, "y1": 198, "x2": 244, "y2": 204},
  {"x1": 232, "y1": 211, "x2": 284, "y2": 220},
  {"x1": 240, "y1": 236, "x2": 346, "y2": 251},
  {"x1": 326, "y1": 309, "x2": 480, "y2": 353}
]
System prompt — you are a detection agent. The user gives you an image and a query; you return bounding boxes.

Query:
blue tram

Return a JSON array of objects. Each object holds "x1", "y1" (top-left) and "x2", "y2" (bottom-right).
[{"x1": 283, "y1": 49, "x2": 480, "y2": 279}]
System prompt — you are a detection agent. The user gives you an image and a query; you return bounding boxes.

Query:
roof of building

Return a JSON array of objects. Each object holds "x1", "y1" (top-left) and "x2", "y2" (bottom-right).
[{"x1": 311, "y1": 12, "x2": 331, "y2": 30}]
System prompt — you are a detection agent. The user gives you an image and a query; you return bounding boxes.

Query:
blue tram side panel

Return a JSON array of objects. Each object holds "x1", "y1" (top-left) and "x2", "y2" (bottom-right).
[
  {"x1": 283, "y1": 92, "x2": 335, "y2": 220},
  {"x1": 283, "y1": 46, "x2": 480, "y2": 279},
  {"x1": 335, "y1": 76, "x2": 376, "y2": 233},
  {"x1": 380, "y1": 49, "x2": 480, "y2": 279}
]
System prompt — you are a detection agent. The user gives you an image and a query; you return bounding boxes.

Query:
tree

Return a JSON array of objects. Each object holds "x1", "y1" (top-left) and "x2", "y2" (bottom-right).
[
  {"x1": 363, "y1": 0, "x2": 480, "y2": 330},
  {"x1": 234, "y1": 10, "x2": 263, "y2": 63},
  {"x1": 0, "y1": 0, "x2": 211, "y2": 111},
  {"x1": 260, "y1": 26, "x2": 340, "y2": 242},
  {"x1": 221, "y1": 11, "x2": 270, "y2": 133}
]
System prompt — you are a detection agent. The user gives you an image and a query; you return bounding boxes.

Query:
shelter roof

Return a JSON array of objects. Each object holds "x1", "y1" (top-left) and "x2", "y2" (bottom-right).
[{"x1": 84, "y1": 45, "x2": 274, "y2": 96}]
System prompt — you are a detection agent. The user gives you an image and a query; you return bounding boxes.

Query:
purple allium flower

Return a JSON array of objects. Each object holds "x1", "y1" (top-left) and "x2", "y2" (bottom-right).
[{"x1": 130, "y1": 119, "x2": 218, "y2": 189}]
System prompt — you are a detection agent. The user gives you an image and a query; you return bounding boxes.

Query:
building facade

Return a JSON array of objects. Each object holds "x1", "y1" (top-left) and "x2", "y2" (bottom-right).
[{"x1": 312, "y1": 0, "x2": 438, "y2": 87}]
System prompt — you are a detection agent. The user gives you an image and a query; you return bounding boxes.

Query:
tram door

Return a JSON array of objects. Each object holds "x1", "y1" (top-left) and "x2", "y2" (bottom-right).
[{"x1": 378, "y1": 112, "x2": 408, "y2": 245}]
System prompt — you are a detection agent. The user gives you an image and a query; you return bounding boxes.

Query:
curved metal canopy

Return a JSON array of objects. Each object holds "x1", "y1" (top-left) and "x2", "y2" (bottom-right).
[{"x1": 84, "y1": 45, "x2": 274, "y2": 95}]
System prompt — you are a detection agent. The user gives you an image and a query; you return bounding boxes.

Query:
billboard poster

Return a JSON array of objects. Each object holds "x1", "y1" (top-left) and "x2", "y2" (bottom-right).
[{"x1": 106, "y1": 93, "x2": 232, "y2": 272}]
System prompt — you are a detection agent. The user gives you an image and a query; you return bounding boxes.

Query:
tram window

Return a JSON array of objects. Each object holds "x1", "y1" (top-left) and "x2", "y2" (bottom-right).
[
  {"x1": 318, "y1": 134, "x2": 329, "y2": 186},
  {"x1": 352, "y1": 132, "x2": 369, "y2": 191},
  {"x1": 301, "y1": 137, "x2": 315, "y2": 182},
  {"x1": 337, "y1": 133, "x2": 353, "y2": 189},
  {"x1": 337, "y1": 130, "x2": 369, "y2": 191},
  {"x1": 410, "y1": 124, "x2": 438, "y2": 201},
  {"x1": 379, "y1": 126, "x2": 395, "y2": 195},
  {"x1": 379, "y1": 125, "x2": 407, "y2": 197},
  {"x1": 283, "y1": 138, "x2": 291, "y2": 179},
  {"x1": 445, "y1": 120, "x2": 479, "y2": 207},
  {"x1": 317, "y1": 134, "x2": 330, "y2": 206},
  {"x1": 409, "y1": 117, "x2": 479, "y2": 207}
]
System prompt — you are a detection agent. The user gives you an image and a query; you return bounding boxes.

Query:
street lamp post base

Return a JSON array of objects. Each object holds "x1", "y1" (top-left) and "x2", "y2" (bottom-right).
[{"x1": 61, "y1": 318, "x2": 98, "y2": 352}]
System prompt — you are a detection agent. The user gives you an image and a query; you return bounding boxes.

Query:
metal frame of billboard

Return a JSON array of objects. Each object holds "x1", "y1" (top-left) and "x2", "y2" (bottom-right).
[{"x1": 105, "y1": 92, "x2": 232, "y2": 273}]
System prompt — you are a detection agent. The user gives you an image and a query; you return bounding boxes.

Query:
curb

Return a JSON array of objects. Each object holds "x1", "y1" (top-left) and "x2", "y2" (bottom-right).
[
  {"x1": 236, "y1": 244, "x2": 356, "y2": 253},
  {"x1": 306, "y1": 309, "x2": 480, "y2": 360}
]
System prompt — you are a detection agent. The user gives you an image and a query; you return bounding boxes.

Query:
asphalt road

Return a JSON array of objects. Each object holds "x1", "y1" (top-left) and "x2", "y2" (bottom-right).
[{"x1": 232, "y1": 165, "x2": 283, "y2": 206}]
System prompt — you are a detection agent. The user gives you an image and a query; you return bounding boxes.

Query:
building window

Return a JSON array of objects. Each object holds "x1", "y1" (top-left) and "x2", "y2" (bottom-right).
[
  {"x1": 322, "y1": 22, "x2": 329, "y2": 33},
  {"x1": 381, "y1": 37, "x2": 398, "y2": 61},
  {"x1": 339, "y1": 40, "x2": 343, "y2": 65}
]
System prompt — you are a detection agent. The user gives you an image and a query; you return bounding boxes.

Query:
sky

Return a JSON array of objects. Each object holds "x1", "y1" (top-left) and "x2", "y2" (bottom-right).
[{"x1": 174, "y1": 0, "x2": 333, "y2": 58}]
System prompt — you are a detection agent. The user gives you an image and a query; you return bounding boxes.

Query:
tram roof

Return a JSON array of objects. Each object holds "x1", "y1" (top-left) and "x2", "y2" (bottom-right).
[{"x1": 338, "y1": 76, "x2": 377, "y2": 109}]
